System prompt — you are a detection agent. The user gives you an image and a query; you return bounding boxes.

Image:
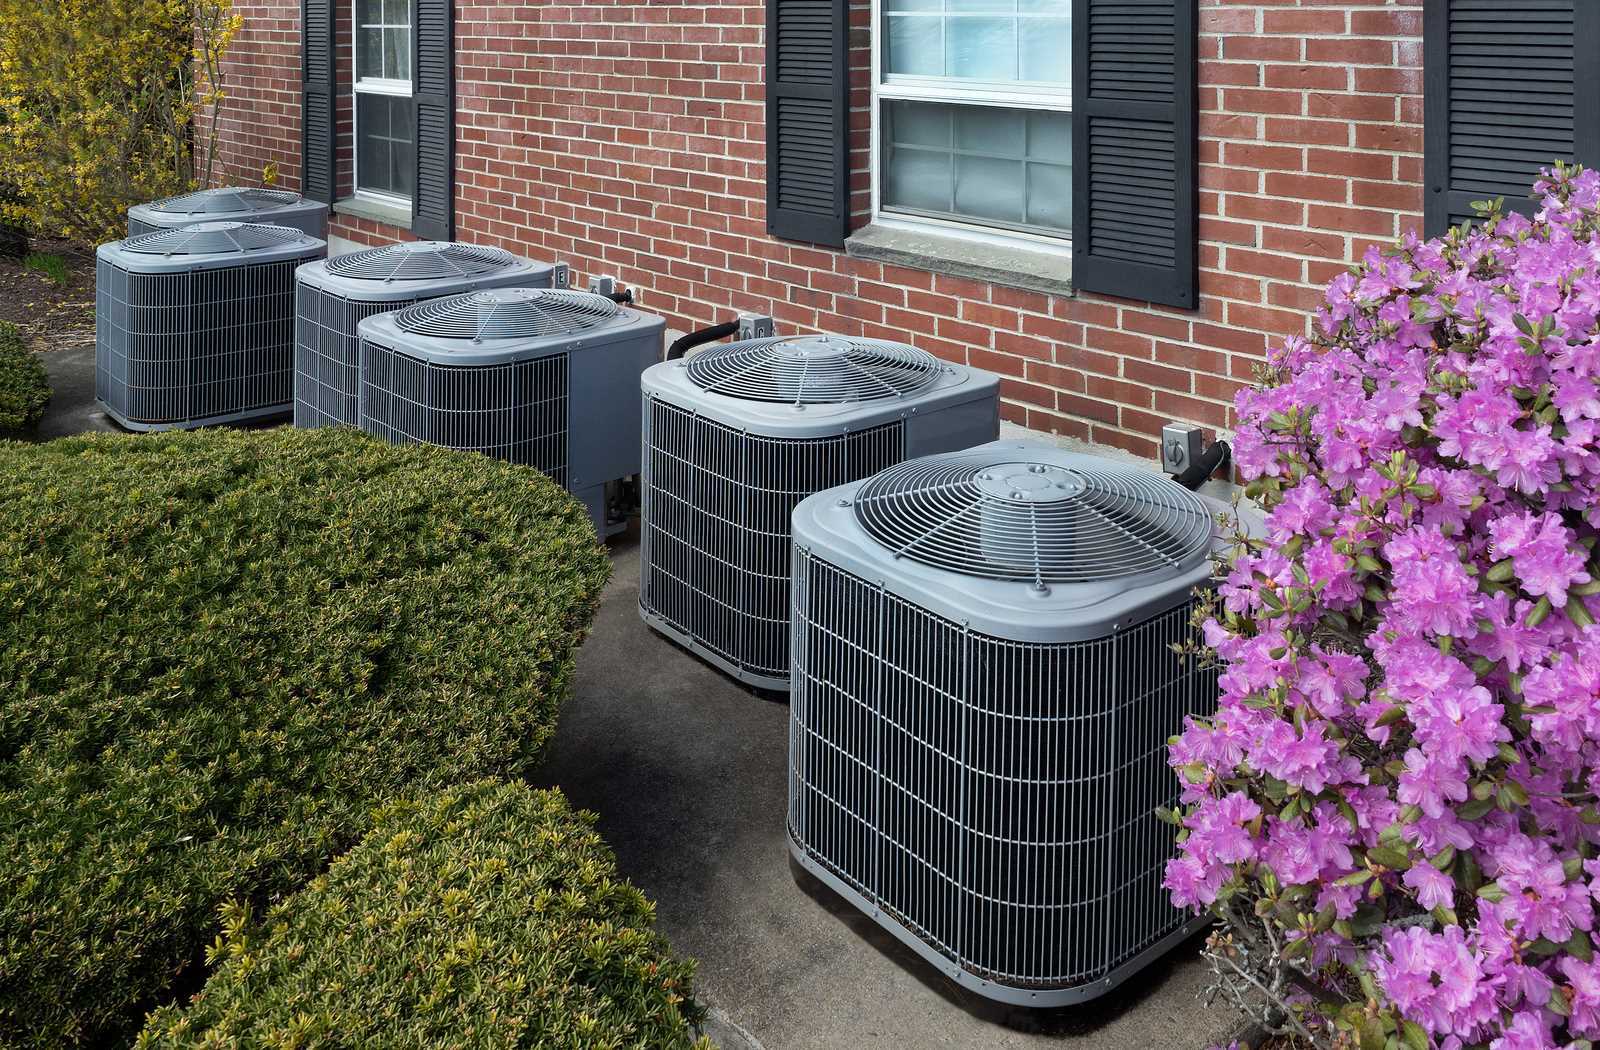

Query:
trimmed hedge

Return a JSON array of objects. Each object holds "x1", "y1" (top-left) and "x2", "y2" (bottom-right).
[
  {"x1": 0, "y1": 429, "x2": 611, "y2": 1048},
  {"x1": 0, "y1": 320, "x2": 48, "y2": 432},
  {"x1": 137, "y1": 782, "x2": 709, "y2": 1050}
]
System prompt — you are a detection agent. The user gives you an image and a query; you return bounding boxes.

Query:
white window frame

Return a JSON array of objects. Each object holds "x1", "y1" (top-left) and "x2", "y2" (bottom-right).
[
  {"x1": 868, "y1": 0, "x2": 1074, "y2": 253},
  {"x1": 352, "y1": 0, "x2": 414, "y2": 208}
]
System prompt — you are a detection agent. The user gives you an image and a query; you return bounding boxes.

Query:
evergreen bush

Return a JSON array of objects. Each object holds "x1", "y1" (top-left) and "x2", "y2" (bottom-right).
[
  {"x1": 0, "y1": 428, "x2": 611, "y2": 1047},
  {"x1": 138, "y1": 782, "x2": 708, "y2": 1050}
]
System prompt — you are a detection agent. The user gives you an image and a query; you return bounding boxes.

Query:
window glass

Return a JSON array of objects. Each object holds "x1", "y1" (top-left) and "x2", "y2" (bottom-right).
[
  {"x1": 882, "y1": 100, "x2": 1071, "y2": 235},
  {"x1": 882, "y1": 0, "x2": 1070, "y2": 86},
  {"x1": 356, "y1": 93, "x2": 415, "y2": 199},
  {"x1": 356, "y1": 0, "x2": 410, "y2": 83}
]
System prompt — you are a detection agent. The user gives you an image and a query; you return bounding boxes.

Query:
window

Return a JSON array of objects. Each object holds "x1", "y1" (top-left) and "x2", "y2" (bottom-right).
[
  {"x1": 873, "y1": 0, "x2": 1073, "y2": 244},
  {"x1": 353, "y1": 0, "x2": 415, "y2": 203}
]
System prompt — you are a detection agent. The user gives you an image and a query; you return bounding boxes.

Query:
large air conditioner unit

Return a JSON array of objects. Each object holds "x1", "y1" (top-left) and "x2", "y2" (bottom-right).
[
  {"x1": 787, "y1": 441, "x2": 1225, "y2": 1007},
  {"x1": 356, "y1": 288, "x2": 664, "y2": 533},
  {"x1": 128, "y1": 188, "x2": 329, "y2": 239},
  {"x1": 293, "y1": 242, "x2": 569, "y2": 429},
  {"x1": 639, "y1": 336, "x2": 999, "y2": 691},
  {"x1": 96, "y1": 222, "x2": 327, "y2": 431}
]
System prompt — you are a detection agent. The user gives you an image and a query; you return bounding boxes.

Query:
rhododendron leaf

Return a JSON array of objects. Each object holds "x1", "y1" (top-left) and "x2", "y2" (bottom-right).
[
  {"x1": 1571, "y1": 578, "x2": 1600, "y2": 596},
  {"x1": 1486, "y1": 559, "x2": 1516, "y2": 583},
  {"x1": 1357, "y1": 555, "x2": 1385, "y2": 574},
  {"x1": 1338, "y1": 869, "x2": 1376, "y2": 887},
  {"x1": 1477, "y1": 882, "x2": 1508, "y2": 903},
  {"x1": 1548, "y1": 985, "x2": 1572, "y2": 1017},
  {"x1": 1526, "y1": 595, "x2": 1553, "y2": 627},
  {"x1": 1567, "y1": 931, "x2": 1594, "y2": 962},
  {"x1": 1431, "y1": 845, "x2": 1456, "y2": 870},
  {"x1": 1401, "y1": 1020, "x2": 1429, "y2": 1050},
  {"x1": 1368, "y1": 846, "x2": 1411, "y2": 871},
  {"x1": 1350, "y1": 905, "x2": 1385, "y2": 938},
  {"x1": 1359, "y1": 1017, "x2": 1386, "y2": 1050},
  {"x1": 1563, "y1": 857, "x2": 1584, "y2": 881},
  {"x1": 1567, "y1": 600, "x2": 1594, "y2": 628},
  {"x1": 1500, "y1": 780, "x2": 1529, "y2": 807},
  {"x1": 1376, "y1": 705, "x2": 1408, "y2": 727}
]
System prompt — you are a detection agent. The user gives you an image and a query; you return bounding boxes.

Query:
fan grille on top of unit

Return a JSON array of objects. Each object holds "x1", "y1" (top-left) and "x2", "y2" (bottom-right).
[
  {"x1": 148, "y1": 187, "x2": 303, "y2": 215},
  {"x1": 124, "y1": 222, "x2": 310, "y2": 255},
  {"x1": 852, "y1": 452, "x2": 1214, "y2": 586},
  {"x1": 394, "y1": 288, "x2": 619, "y2": 341},
  {"x1": 686, "y1": 335, "x2": 943, "y2": 404},
  {"x1": 326, "y1": 242, "x2": 519, "y2": 281}
]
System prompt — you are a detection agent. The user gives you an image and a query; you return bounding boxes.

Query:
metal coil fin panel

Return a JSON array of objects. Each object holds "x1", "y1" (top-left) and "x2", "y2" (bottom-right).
[
  {"x1": 788, "y1": 552, "x2": 1215, "y2": 993},
  {"x1": 359, "y1": 339, "x2": 569, "y2": 487},
  {"x1": 96, "y1": 253, "x2": 304, "y2": 428},
  {"x1": 395, "y1": 289, "x2": 617, "y2": 342},
  {"x1": 685, "y1": 335, "x2": 942, "y2": 404},
  {"x1": 641, "y1": 399, "x2": 906, "y2": 682},
  {"x1": 853, "y1": 452, "x2": 1214, "y2": 585},
  {"x1": 294, "y1": 285, "x2": 419, "y2": 428}
]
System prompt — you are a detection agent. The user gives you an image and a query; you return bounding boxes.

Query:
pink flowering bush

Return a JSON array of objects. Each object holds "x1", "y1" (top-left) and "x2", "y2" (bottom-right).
[{"x1": 1168, "y1": 166, "x2": 1600, "y2": 1050}]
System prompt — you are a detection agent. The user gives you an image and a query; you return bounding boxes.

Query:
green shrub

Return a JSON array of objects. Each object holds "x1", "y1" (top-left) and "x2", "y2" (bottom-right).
[
  {"x1": 137, "y1": 782, "x2": 708, "y2": 1050},
  {"x1": 0, "y1": 429, "x2": 611, "y2": 1048},
  {"x1": 0, "y1": 321, "x2": 48, "y2": 432}
]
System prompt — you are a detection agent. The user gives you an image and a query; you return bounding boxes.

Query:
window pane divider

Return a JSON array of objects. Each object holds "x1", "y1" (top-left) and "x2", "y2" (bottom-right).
[{"x1": 878, "y1": 80, "x2": 1071, "y2": 111}]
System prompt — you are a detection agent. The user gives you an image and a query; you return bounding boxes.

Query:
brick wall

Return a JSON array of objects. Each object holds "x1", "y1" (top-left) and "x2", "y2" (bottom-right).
[
  {"x1": 210, "y1": 2, "x2": 304, "y2": 190},
  {"x1": 212, "y1": 0, "x2": 1424, "y2": 458}
]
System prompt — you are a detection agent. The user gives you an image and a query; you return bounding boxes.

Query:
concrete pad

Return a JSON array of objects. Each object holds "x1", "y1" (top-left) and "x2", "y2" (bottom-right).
[{"x1": 535, "y1": 538, "x2": 1243, "y2": 1050}]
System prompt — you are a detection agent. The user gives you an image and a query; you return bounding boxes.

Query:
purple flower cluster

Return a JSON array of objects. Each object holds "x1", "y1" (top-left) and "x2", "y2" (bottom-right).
[{"x1": 1167, "y1": 167, "x2": 1600, "y2": 1049}]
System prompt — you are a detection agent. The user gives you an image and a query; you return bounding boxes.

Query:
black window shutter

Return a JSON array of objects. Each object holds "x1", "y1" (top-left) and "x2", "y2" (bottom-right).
[
  {"x1": 412, "y1": 0, "x2": 455, "y2": 240},
  {"x1": 1070, "y1": 0, "x2": 1197, "y2": 309},
  {"x1": 1424, "y1": 0, "x2": 1600, "y2": 236},
  {"x1": 766, "y1": 0, "x2": 850, "y2": 247},
  {"x1": 301, "y1": 0, "x2": 336, "y2": 205}
]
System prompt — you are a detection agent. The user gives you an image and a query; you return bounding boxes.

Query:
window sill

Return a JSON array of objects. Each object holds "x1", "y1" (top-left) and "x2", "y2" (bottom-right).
[
  {"x1": 844, "y1": 222, "x2": 1073, "y2": 298},
  {"x1": 332, "y1": 195, "x2": 412, "y2": 231}
]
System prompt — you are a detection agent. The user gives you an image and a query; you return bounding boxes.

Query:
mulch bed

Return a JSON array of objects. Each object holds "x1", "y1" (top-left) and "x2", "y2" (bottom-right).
[{"x1": 0, "y1": 239, "x2": 96, "y2": 352}]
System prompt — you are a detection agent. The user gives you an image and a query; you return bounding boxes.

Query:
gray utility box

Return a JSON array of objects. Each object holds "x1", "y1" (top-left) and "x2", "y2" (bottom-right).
[
  {"x1": 639, "y1": 335, "x2": 1000, "y2": 691},
  {"x1": 128, "y1": 188, "x2": 329, "y2": 240},
  {"x1": 357, "y1": 288, "x2": 664, "y2": 534},
  {"x1": 294, "y1": 242, "x2": 569, "y2": 429},
  {"x1": 788, "y1": 441, "x2": 1230, "y2": 1007},
  {"x1": 96, "y1": 222, "x2": 328, "y2": 431}
]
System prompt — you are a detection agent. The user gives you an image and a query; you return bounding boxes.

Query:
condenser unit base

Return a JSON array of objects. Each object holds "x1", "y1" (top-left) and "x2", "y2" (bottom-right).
[
  {"x1": 100, "y1": 401, "x2": 290, "y2": 433},
  {"x1": 639, "y1": 605, "x2": 790, "y2": 691},
  {"x1": 788, "y1": 834, "x2": 1209, "y2": 1008}
]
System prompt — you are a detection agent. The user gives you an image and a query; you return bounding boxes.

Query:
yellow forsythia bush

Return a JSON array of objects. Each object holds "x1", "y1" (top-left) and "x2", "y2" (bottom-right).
[{"x1": 0, "y1": 0, "x2": 237, "y2": 244}]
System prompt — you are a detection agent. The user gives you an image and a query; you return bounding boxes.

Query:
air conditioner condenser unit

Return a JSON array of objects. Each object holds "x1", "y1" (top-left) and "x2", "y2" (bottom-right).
[
  {"x1": 128, "y1": 188, "x2": 329, "y2": 239},
  {"x1": 96, "y1": 222, "x2": 327, "y2": 431},
  {"x1": 788, "y1": 441, "x2": 1227, "y2": 1006},
  {"x1": 294, "y1": 241, "x2": 569, "y2": 429},
  {"x1": 639, "y1": 335, "x2": 999, "y2": 690},
  {"x1": 356, "y1": 287, "x2": 664, "y2": 533}
]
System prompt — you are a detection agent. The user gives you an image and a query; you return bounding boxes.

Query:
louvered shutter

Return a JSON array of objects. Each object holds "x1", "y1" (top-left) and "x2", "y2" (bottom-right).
[
  {"x1": 766, "y1": 0, "x2": 850, "y2": 247},
  {"x1": 411, "y1": 0, "x2": 455, "y2": 240},
  {"x1": 1070, "y1": 0, "x2": 1197, "y2": 309},
  {"x1": 1424, "y1": 0, "x2": 1600, "y2": 235},
  {"x1": 301, "y1": 0, "x2": 336, "y2": 205}
]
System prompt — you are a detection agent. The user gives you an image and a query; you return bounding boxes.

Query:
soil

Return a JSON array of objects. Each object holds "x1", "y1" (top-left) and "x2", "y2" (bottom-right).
[{"x1": 0, "y1": 239, "x2": 95, "y2": 353}]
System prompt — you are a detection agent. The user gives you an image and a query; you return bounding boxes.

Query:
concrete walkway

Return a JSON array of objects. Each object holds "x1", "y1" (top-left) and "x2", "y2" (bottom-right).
[{"x1": 27, "y1": 345, "x2": 1243, "y2": 1050}]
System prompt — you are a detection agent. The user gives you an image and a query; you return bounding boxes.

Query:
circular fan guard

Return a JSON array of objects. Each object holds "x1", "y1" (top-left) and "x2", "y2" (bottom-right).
[
  {"x1": 394, "y1": 288, "x2": 620, "y2": 341},
  {"x1": 326, "y1": 241, "x2": 519, "y2": 281},
  {"x1": 148, "y1": 187, "x2": 303, "y2": 215},
  {"x1": 124, "y1": 222, "x2": 311, "y2": 255},
  {"x1": 686, "y1": 336, "x2": 943, "y2": 404},
  {"x1": 852, "y1": 454, "x2": 1214, "y2": 587}
]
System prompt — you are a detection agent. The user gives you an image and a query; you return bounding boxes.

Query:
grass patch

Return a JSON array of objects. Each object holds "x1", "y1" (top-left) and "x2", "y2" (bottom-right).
[{"x1": 22, "y1": 251, "x2": 68, "y2": 286}]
